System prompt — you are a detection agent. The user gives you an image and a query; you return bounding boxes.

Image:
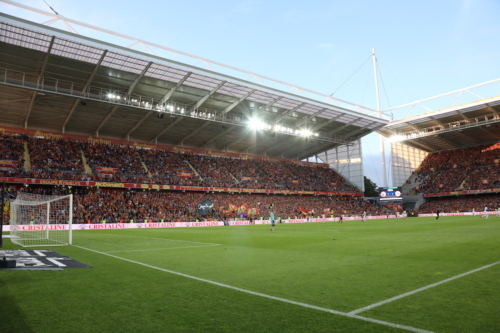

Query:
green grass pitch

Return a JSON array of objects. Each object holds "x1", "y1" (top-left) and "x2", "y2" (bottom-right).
[{"x1": 1, "y1": 216, "x2": 499, "y2": 333}]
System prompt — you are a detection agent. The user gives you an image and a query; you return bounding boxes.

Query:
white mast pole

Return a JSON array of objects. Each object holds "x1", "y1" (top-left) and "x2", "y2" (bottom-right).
[{"x1": 372, "y1": 48, "x2": 387, "y2": 187}]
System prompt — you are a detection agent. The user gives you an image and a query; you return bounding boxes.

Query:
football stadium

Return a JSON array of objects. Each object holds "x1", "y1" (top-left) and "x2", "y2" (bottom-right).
[{"x1": 1, "y1": 2, "x2": 499, "y2": 333}]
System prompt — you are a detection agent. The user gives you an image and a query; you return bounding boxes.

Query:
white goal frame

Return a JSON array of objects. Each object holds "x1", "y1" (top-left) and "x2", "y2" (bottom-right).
[{"x1": 10, "y1": 192, "x2": 73, "y2": 247}]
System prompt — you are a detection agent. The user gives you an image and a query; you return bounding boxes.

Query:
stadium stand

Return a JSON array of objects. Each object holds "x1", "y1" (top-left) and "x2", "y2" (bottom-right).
[
  {"x1": 415, "y1": 143, "x2": 500, "y2": 194},
  {"x1": 0, "y1": 134, "x2": 360, "y2": 193},
  {"x1": 26, "y1": 186, "x2": 380, "y2": 224},
  {"x1": 418, "y1": 193, "x2": 500, "y2": 213},
  {"x1": 1, "y1": 133, "x2": 377, "y2": 224}
]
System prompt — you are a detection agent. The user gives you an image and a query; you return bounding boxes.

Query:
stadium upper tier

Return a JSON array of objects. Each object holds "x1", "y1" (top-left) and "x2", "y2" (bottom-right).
[
  {"x1": 379, "y1": 95, "x2": 500, "y2": 153},
  {"x1": 412, "y1": 142, "x2": 500, "y2": 195},
  {"x1": 0, "y1": 13, "x2": 387, "y2": 161},
  {"x1": 0, "y1": 132, "x2": 359, "y2": 194}
]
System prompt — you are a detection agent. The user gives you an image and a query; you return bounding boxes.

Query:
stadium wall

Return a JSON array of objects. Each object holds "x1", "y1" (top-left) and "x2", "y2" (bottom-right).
[
  {"x1": 318, "y1": 139, "x2": 364, "y2": 191},
  {"x1": 391, "y1": 142, "x2": 428, "y2": 187}
]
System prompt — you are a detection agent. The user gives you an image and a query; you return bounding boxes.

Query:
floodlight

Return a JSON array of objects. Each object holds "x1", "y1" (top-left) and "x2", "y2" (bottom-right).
[
  {"x1": 388, "y1": 135, "x2": 405, "y2": 143},
  {"x1": 249, "y1": 118, "x2": 265, "y2": 130},
  {"x1": 300, "y1": 129, "x2": 313, "y2": 137}
]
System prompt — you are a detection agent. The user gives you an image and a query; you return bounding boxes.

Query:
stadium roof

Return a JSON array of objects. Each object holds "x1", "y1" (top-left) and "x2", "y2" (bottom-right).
[
  {"x1": 379, "y1": 95, "x2": 500, "y2": 152},
  {"x1": 0, "y1": 13, "x2": 388, "y2": 161}
]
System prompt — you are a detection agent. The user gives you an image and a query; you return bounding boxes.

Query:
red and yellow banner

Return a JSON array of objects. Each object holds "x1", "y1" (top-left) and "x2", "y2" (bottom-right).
[
  {"x1": 95, "y1": 167, "x2": 119, "y2": 174},
  {"x1": 0, "y1": 160, "x2": 20, "y2": 168},
  {"x1": 291, "y1": 180, "x2": 301, "y2": 185},
  {"x1": 298, "y1": 207, "x2": 312, "y2": 215},
  {"x1": 0, "y1": 178, "x2": 364, "y2": 197},
  {"x1": 177, "y1": 172, "x2": 195, "y2": 178}
]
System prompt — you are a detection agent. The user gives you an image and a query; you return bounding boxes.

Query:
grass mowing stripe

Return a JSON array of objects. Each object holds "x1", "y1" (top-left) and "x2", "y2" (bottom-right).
[
  {"x1": 105, "y1": 244, "x2": 220, "y2": 253},
  {"x1": 74, "y1": 245, "x2": 434, "y2": 333},
  {"x1": 349, "y1": 260, "x2": 500, "y2": 315},
  {"x1": 92, "y1": 232, "x2": 220, "y2": 245}
]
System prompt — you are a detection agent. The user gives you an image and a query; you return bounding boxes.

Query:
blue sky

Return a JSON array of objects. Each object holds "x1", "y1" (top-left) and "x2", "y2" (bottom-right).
[{"x1": 2, "y1": 0, "x2": 500, "y2": 186}]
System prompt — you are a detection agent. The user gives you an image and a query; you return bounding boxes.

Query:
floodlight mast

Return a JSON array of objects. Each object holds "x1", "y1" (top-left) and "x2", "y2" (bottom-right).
[{"x1": 372, "y1": 48, "x2": 387, "y2": 187}]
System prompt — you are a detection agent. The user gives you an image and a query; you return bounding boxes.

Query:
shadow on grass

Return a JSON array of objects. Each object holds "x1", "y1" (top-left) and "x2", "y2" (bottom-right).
[{"x1": 0, "y1": 277, "x2": 34, "y2": 333}]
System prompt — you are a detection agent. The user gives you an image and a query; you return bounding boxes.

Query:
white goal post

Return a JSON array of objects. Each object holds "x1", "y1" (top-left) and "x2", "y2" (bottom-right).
[{"x1": 10, "y1": 192, "x2": 73, "y2": 247}]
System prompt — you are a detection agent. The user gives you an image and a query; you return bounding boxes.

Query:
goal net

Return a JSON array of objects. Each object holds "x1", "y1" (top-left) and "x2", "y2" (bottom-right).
[{"x1": 10, "y1": 192, "x2": 73, "y2": 247}]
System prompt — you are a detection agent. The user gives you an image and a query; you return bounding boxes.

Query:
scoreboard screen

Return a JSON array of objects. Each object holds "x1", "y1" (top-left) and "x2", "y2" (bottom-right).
[{"x1": 378, "y1": 187, "x2": 403, "y2": 201}]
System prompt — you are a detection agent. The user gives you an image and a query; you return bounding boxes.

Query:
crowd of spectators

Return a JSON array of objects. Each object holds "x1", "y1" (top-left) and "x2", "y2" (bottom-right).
[
  {"x1": 10, "y1": 186, "x2": 378, "y2": 224},
  {"x1": 0, "y1": 134, "x2": 359, "y2": 193},
  {"x1": 418, "y1": 193, "x2": 500, "y2": 213},
  {"x1": 0, "y1": 133, "x2": 26, "y2": 177},
  {"x1": 70, "y1": 189, "x2": 380, "y2": 223},
  {"x1": 415, "y1": 143, "x2": 500, "y2": 194}
]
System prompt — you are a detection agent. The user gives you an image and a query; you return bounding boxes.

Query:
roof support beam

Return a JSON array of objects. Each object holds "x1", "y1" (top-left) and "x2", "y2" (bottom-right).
[
  {"x1": 176, "y1": 121, "x2": 210, "y2": 145},
  {"x1": 94, "y1": 105, "x2": 118, "y2": 137},
  {"x1": 149, "y1": 116, "x2": 184, "y2": 143},
  {"x1": 408, "y1": 139, "x2": 439, "y2": 152},
  {"x1": 177, "y1": 89, "x2": 257, "y2": 146},
  {"x1": 453, "y1": 111, "x2": 500, "y2": 140},
  {"x1": 150, "y1": 81, "x2": 226, "y2": 144},
  {"x1": 205, "y1": 125, "x2": 238, "y2": 145},
  {"x1": 434, "y1": 134, "x2": 457, "y2": 147},
  {"x1": 272, "y1": 103, "x2": 305, "y2": 124},
  {"x1": 93, "y1": 61, "x2": 152, "y2": 137},
  {"x1": 62, "y1": 50, "x2": 108, "y2": 133},
  {"x1": 291, "y1": 108, "x2": 327, "y2": 129},
  {"x1": 188, "y1": 81, "x2": 226, "y2": 112},
  {"x1": 126, "y1": 111, "x2": 154, "y2": 140},
  {"x1": 298, "y1": 142, "x2": 339, "y2": 161},
  {"x1": 223, "y1": 128, "x2": 252, "y2": 151},
  {"x1": 310, "y1": 113, "x2": 344, "y2": 131},
  {"x1": 24, "y1": 35, "x2": 55, "y2": 129},
  {"x1": 221, "y1": 89, "x2": 256, "y2": 114},
  {"x1": 430, "y1": 116, "x2": 477, "y2": 143},
  {"x1": 328, "y1": 119, "x2": 357, "y2": 135},
  {"x1": 485, "y1": 103, "x2": 500, "y2": 117},
  {"x1": 350, "y1": 125, "x2": 375, "y2": 138},
  {"x1": 260, "y1": 135, "x2": 300, "y2": 155},
  {"x1": 127, "y1": 61, "x2": 153, "y2": 97},
  {"x1": 159, "y1": 72, "x2": 191, "y2": 105}
]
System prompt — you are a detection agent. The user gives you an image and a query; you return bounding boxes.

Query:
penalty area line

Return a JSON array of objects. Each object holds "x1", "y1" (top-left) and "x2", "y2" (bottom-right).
[
  {"x1": 349, "y1": 260, "x2": 500, "y2": 315},
  {"x1": 91, "y1": 233, "x2": 220, "y2": 246},
  {"x1": 74, "y1": 245, "x2": 433, "y2": 333},
  {"x1": 105, "y1": 244, "x2": 220, "y2": 253}
]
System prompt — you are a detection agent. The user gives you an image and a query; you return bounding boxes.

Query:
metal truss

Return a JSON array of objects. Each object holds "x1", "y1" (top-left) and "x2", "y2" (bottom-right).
[
  {"x1": 0, "y1": 0, "x2": 382, "y2": 118},
  {"x1": 0, "y1": 67, "x2": 354, "y2": 145}
]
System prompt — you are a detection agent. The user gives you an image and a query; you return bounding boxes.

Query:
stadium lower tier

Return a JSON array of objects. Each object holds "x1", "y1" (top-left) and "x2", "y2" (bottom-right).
[
  {"x1": 418, "y1": 193, "x2": 500, "y2": 213},
  {"x1": 1, "y1": 186, "x2": 382, "y2": 224}
]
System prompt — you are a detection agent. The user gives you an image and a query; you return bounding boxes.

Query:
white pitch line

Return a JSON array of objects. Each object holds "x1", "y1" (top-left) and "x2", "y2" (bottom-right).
[
  {"x1": 106, "y1": 244, "x2": 220, "y2": 253},
  {"x1": 349, "y1": 260, "x2": 500, "y2": 315},
  {"x1": 91, "y1": 233, "x2": 220, "y2": 246},
  {"x1": 409, "y1": 233, "x2": 499, "y2": 236},
  {"x1": 74, "y1": 245, "x2": 433, "y2": 333}
]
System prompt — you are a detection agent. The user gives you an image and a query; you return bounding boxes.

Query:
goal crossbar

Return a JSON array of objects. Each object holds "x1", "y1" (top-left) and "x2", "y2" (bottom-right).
[{"x1": 10, "y1": 192, "x2": 73, "y2": 247}]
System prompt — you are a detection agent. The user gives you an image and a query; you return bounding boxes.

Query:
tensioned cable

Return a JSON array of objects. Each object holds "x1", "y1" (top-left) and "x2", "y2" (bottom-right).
[
  {"x1": 376, "y1": 62, "x2": 393, "y2": 120},
  {"x1": 360, "y1": 63, "x2": 373, "y2": 107},
  {"x1": 378, "y1": 60, "x2": 417, "y2": 102},
  {"x1": 330, "y1": 55, "x2": 372, "y2": 96}
]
